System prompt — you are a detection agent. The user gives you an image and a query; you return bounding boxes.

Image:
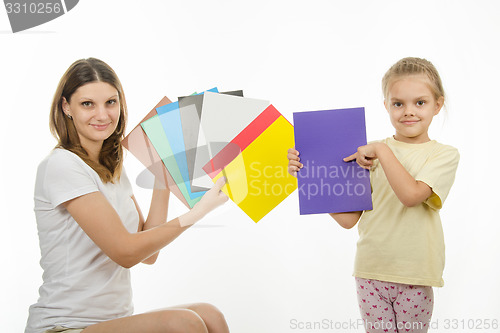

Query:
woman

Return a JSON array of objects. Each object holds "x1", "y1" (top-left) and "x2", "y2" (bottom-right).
[{"x1": 25, "y1": 58, "x2": 230, "y2": 333}]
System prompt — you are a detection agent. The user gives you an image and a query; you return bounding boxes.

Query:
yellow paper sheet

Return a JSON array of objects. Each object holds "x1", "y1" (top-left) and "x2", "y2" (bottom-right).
[{"x1": 213, "y1": 116, "x2": 297, "y2": 222}]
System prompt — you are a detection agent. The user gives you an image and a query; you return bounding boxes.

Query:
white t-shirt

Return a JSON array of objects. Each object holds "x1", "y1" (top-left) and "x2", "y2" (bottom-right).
[{"x1": 25, "y1": 148, "x2": 140, "y2": 333}]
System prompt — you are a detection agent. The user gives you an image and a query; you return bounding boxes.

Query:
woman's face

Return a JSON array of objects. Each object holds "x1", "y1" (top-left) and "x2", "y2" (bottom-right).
[{"x1": 62, "y1": 81, "x2": 120, "y2": 152}]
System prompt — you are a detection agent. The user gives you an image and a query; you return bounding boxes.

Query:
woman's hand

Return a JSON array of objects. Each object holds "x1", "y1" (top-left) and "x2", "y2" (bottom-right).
[
  {"x1": 343, "y1": 143, "x2": 381, "y2": 170},
  {"x1": 179, "y1": 177, "x2": 229, "y2": 227},
  {"x1": 287, "y1": 147, "x2": 302, "y2": 177},
  {"x1": 193, "y1": 177, "x2": 229, "y2": 216}
]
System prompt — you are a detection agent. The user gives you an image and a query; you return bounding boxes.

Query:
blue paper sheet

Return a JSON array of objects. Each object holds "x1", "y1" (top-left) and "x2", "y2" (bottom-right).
[{"x1": 155, "y1": 88, "x2": 219, "y2": 200}]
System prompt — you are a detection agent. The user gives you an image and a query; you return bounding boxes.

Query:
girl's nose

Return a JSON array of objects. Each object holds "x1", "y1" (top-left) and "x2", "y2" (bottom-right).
[{"x1": 404, "y1": 106, "x2": 416, "y2": 117}]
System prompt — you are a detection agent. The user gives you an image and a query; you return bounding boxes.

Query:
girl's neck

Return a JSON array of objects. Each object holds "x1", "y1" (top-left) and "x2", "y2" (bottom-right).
[{"x1": 393, "y1": 132, "x2": 431, "y2": 144}]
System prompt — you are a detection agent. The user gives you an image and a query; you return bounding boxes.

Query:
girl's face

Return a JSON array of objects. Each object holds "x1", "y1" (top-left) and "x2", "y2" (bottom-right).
[
  {"x1": 384, "y1": 74, "x2": 444, "y2": 144},
  {"x1": 62, "y1": 81, "x2": 120, "y2": 153}
]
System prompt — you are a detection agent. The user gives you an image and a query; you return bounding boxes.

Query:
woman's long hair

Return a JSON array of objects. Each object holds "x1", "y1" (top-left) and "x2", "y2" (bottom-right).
[{"x1": 49, "y1": 58, "x2": 128, "y2": 183}]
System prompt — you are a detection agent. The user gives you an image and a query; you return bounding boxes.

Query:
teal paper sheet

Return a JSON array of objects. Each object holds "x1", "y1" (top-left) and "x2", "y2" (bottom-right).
[
  {"x1": 141, "y1": 114, "x2": 202, "y2": 208},
  {"x1": 154, "y1": 88, "x2": 219, "y2": 197}
]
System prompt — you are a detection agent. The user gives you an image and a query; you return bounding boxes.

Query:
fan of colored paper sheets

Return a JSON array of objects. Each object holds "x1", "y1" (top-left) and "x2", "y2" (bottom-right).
[{"x1": 122, "y1": 88, "x2": 297, "y2": 222}]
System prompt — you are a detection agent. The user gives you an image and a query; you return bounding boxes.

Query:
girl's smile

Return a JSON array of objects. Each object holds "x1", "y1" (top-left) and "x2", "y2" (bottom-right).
[{"x1": 385, "y1": 74, "x2": 444, "y2": 144}]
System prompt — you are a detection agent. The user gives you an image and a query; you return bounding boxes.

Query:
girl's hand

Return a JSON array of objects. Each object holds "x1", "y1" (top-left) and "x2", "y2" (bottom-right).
[
  {"x1": 287, "y1": 147, "x2": 302, "y2": 177},
  {"x1": 343, "y1": 143, "x2": 380, "y2": 170}
]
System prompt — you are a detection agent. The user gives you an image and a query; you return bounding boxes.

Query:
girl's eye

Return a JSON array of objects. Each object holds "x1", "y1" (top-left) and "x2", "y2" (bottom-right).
[
  {"x1": 393, "y1": 102, "x2": 402, "y2": 107},
  {"x1": 107, "y1": 99, "x2": 117, "y2": 105},
  {"x1": 416, "y1": 100, "x2": 425, "y2": 106}
]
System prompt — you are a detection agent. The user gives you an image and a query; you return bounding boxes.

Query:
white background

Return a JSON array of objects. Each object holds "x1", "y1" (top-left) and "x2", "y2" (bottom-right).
[{"x1": 1, "y1": 0, "x2": 499, "y2": 332}]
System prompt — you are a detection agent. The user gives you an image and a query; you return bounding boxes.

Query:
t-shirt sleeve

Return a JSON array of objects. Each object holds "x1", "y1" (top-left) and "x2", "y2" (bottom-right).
[
  {"x1": 415, "y1": 145, "x2": 460, "y2": 210},
  {"x1": 44, "y1": 150, "x2": 100, "y2": 208},
  {"x1": 120, "y1": 168, "x2": 134, "y2": 197}
]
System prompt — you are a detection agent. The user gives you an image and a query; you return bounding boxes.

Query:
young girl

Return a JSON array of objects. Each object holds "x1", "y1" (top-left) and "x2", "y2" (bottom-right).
[
  {"x1": 288, "y1": 57, "x2": 459, "y2": 333},
  {"x1": 26, "y1": 58, "x2": 230, "y2": 333}
]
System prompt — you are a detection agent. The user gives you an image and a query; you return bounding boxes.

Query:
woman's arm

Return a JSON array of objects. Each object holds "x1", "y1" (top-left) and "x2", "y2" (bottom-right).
[
  {"x1": 132, "y1": 177, "x2": 172, "y2": 264},
  {"x1": 63, "y1": 178, "x2": 228, "y2": 268},
  {"x1": 344, "y1": 142, "x2": 432, "y2": 207}
]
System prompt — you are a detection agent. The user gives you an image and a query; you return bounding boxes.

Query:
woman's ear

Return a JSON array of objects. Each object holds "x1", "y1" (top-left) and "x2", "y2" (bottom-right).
[{"x1": 61, "y1": 97, "x2": 70, "y2": 115}]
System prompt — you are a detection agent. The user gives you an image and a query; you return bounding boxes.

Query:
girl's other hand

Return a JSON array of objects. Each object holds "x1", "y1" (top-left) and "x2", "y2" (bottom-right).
[
  {"x1": 287, "y1": 147, "x2": 302, "y2": 177},
  {"x1": 343, "y1": 143, "x2": 379, "y2": 170}
]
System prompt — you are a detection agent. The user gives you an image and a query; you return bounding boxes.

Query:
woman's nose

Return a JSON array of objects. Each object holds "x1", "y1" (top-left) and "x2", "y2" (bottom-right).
[{"x1": 94, "y1": 104, "x2": 109, "y2": 120}]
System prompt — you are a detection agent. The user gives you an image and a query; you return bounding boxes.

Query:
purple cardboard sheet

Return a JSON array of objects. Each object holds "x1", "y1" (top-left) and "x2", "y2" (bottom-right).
[{"x1": 293, "y1": 107, "x2": 372, "y2": 215}]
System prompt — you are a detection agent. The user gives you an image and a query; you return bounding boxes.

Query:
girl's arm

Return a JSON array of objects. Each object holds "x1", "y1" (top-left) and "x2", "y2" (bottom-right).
[
  {"x1": 287, "y1": 147, "x2": 302, "y2": 177},
  {"x1": 344, "y1": 142, "x2": 432, "y2": 207},
  {"x1": 63, "y1": 178, "x2": 228, "y2": 269},
  {"x1": 328, "y1": 211, "x2": 362, "y2": 229}
]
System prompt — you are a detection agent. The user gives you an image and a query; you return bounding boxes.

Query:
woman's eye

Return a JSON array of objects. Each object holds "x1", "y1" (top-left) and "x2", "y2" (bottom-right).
[
  {"x1": 81, "y1": 101, "x2": 92, "y2": 107},
  {"x1": 107, "y1": 99, "x2": 117, "y2": 105}
]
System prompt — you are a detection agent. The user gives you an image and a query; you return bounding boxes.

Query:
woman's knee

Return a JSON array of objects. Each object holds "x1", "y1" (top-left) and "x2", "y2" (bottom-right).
[
  {"x1": 160, "y1": 309, "x2": 208, "y2": 333},
  {"x1": 188, "y1": 303, "x2": 228, "y2": 327},
  {"x1": 80, "y1": 309, "x2": 208, "y2": 333}
]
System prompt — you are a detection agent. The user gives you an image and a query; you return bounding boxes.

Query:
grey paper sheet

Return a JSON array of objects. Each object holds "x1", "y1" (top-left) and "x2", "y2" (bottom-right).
[
  {"x1": 178, "y1": 90, "x2": 243, "y2": 192},
  {"x1": 192, "y1": 92, "x2": 270, "y2": 189}
]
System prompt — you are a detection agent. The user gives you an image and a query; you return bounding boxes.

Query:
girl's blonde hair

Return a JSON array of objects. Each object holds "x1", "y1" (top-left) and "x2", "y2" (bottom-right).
[
  {"x1": 49, "y1": 58, "x2": 127, "y2": 183},
  {"x1": 382, "y1": 57, "x2": 445, "y2": 103}
]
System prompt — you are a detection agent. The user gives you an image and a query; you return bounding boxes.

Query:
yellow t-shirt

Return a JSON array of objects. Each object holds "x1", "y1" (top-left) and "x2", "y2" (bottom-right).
[{"x1": 353, "y1": 136, "x2": 460, "y2": 287}]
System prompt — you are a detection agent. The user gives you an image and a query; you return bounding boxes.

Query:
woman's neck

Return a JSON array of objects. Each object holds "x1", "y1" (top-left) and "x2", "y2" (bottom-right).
[{"x1": 81, "y1": 141, "x2": 103, "y2": 164}]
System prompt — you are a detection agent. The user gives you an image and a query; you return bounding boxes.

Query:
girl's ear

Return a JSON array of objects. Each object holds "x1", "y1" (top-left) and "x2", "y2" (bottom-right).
[
  {"x1": 434, "y1": 96, "x2": 445, "y2": 115},
  {"x1": 384, "y1": 99, "x2": 389, "y2": 112}
]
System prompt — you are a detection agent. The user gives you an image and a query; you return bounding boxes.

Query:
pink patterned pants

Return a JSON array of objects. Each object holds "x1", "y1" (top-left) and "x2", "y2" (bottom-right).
[{"x1": 355, "y1": 277, "x2": 434, "y2": 333}]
